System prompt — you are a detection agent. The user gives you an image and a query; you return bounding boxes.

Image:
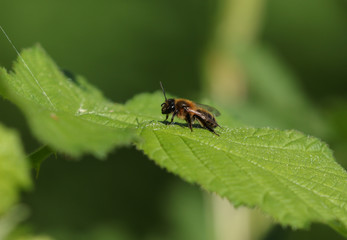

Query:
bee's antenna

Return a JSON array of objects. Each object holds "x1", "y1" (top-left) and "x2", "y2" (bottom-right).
[{"x1": 159, "y1": 81, "x2": 167, "y2": 101}]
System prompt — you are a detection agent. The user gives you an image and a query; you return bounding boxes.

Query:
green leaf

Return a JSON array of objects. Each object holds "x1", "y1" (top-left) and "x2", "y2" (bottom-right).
[
  {"x1": 134, "y1": 117, "x2": 347, "y2": 234},
  {"x1": 0, "y1": 45, "x2": 136, "y2": 158},
  {"x1": 0, "y1": 205, "x2": 30, "y2": 240},
  {"x1": 0, "y1": 124, "x2": 31, "y2": 215},
  {"x1": 1, "y1": 46, "x2": 346, "y2": 235}
]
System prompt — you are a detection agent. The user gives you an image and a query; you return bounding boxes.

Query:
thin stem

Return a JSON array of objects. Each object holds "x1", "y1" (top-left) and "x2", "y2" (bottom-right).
[
  {"x1": 202, "y1": 0, "x2": 272, "y2": 240},
  {"x1": 203, "y1": 0, "x2": 267, "y2": 105}
]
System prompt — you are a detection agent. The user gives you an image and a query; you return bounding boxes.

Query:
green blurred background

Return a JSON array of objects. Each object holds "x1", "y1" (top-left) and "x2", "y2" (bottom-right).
[{"x1": 0, "y1": 0, "x2": 346, "y2": 239}]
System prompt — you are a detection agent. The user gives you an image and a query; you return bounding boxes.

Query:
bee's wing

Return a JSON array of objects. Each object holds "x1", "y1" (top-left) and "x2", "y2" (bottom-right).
[
  {"x1": 185, "y1": 108, "x2": 220, "y2": 128},
  {"x1": 185, "y1": 108, "x2": 213, "y2": 121},
  {"x1": 195, "y1": 103, "x2": 221, "y2": 117}
]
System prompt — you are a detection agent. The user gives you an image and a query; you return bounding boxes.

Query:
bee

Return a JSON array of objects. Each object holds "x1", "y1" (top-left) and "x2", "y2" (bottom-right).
[{"x1": 160, "y1": 82, "x2": 221, "y2": 136}]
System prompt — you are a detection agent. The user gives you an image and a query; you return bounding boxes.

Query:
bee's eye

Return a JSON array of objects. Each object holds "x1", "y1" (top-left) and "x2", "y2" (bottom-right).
[{"x1": 161, "y1": 103, "x2": 165, "y2": 107}]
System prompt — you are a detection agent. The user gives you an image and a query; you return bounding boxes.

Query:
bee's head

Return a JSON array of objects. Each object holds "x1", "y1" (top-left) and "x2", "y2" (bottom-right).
[
  {"x1": 160, "y1": 81, "x2": 175, "y2": 114},
  {"x1": 161, "y1": 99, "x2": 175, "y2": 114}
]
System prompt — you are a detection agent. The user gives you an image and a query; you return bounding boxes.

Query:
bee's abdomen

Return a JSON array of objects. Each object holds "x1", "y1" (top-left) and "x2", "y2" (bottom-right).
[
  {"x1": 195, "y1": 109, "x2": 219, "y2": 128},
  {"x1": 196, "y1": 109, "x2": 214, "y2": 121}
]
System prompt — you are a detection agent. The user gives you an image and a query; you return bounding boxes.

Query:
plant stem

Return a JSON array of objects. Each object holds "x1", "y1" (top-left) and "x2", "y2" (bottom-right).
[
  {"x1": 203, "y1": 0, "x2": 266, "y2": 105},
  {"x1": 203, "y1": 0, "x2": 272, "y2": 239}
]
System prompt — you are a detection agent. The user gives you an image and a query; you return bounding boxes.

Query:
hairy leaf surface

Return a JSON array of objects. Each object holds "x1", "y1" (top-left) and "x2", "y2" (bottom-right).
[
  {"x1": 0, "y1": 45, "x2": 136, "y2": 157},
  {"x1": 128, "y1": 94, "x2": 347, "y2": 234}
]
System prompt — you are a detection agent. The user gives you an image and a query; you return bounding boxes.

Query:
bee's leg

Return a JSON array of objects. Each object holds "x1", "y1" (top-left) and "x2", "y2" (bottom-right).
[
  {"x1": 207, "y1": 127, "x2": 219, "y2": 136},
  {"x1": 196, "y1": 116, "x2": 219, "y2": 136},
  {"x1": 169, "y1": 111, "x2": 177, "y2": 124},
  {"x1": 165, "y1": 114, "x2": 169, "y2": 121},
  {"x1": 186, "y1": 114, "x2": 193, "y2": 132},
  {"x1": 203, "y1": 123, "x2": 219, "y2": 136}
]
